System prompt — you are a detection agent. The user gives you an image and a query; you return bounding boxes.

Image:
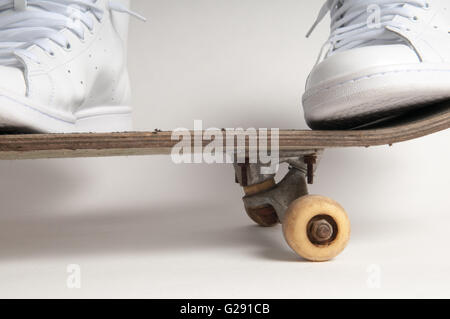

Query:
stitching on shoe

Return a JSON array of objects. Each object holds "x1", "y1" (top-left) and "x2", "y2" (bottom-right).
[
  {"x1": 304, "y1": 68, "x2": 450, "y2": 99},
  {"x1": 0, "y1": 94, "x2": 74, "y2": 124}
]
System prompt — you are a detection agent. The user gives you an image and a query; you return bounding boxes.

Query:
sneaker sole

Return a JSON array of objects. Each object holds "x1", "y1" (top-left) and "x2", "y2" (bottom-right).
[{"x1": 302, "y1": 64, "x2": 450, "y2": 129}]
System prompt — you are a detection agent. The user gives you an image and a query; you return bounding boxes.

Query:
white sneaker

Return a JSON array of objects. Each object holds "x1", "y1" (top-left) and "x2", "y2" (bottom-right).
[
  {"x1": 303, "y1": 0, "x2": 450, "y2": 129},
  {"x1": 0, "y1": 0, "x2": 144, "y2": 133}
]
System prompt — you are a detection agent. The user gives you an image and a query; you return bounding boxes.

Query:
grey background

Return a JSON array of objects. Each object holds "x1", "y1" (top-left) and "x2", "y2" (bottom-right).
[{"x1": 0, "y1": 1, "x2": 448, "y2": 298}]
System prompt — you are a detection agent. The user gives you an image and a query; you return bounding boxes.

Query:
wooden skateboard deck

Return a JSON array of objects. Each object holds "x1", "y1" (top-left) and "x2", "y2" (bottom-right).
[{"x1": 0, "y1": 102, "x2": 448, "y2": 160}]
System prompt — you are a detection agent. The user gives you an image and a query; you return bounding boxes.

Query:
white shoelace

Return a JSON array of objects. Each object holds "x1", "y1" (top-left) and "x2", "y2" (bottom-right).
[
  {"x1": 307, "y1": 0, "x2": 429, "y2": 61},
  {"x1": 0, "y1": 0, "x2": 145, "y2": 68}
]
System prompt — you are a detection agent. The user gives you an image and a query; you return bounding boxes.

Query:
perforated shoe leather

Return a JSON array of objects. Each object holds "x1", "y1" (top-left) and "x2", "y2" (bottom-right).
[{"x1": 0, "y1": 0, "x2": 144, "y2": 132}]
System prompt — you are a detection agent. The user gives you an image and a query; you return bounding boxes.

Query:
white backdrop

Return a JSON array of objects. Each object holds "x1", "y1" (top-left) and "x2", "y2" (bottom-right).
[{"x1": 0, "y1": 0, "x2": 448, "y2": 298}]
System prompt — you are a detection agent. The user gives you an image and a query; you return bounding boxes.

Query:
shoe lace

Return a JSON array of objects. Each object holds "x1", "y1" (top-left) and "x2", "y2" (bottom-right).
[
  {"x1": 307, "y1": 0, "x2": 429, "y2": 62},
  {"x1": 0, "y1": 0, "x2": 145, "y2": 68}
]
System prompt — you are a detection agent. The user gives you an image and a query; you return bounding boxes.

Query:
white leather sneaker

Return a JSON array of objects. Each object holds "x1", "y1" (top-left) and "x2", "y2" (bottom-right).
[
  {"x1": 0, "y1": 0, "x2": 144, "y2": 133},
  {"x1": 304, "y1": 0, "x2": 450, "y2": 129}
]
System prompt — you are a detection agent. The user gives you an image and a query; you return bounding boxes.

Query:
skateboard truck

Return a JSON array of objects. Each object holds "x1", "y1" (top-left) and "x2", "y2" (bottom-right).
[
  {"x1": 234, "y1": 154, "x2": 317, "y2": 224},
  {"x1": 241, "y1": 166, "x2": 308, "y2": 223},
  {"x1": 233, "y1": 150, "x2": 351, "y2": 262}
]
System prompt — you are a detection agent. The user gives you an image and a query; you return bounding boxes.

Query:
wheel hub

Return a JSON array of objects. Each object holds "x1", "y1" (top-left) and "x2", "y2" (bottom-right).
[{"x1": 307, "y1": 216, "x2": 337, "y2": 245}]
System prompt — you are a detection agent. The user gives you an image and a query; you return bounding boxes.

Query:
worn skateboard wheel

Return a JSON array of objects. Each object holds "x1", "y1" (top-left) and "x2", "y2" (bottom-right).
[
  {"x1": 243, "y1": 179, "x2": 279, "y2": 227},
  {"x1": 283, "y1": 195, "x2": 350, "y2": 262}
]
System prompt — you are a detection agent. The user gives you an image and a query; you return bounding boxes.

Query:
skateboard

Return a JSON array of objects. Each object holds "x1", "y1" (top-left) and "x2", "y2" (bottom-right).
[{"x1": 0, "y1": 103, "x2": 448, "y2": 261}]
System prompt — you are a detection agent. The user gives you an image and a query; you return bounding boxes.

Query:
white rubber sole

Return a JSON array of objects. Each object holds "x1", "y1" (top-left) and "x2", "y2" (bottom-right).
[
  {"x1": 302, "y1": 64, "x2": 450, "y2": 129},
  {"x1": 0, "y1": 94, "x2": 132, "y2": 133}
]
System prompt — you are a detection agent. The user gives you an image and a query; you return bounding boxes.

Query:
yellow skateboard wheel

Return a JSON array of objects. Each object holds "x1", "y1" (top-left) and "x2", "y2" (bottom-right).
[{"x1": 283, "y1": 195, "x2": 351, "y2": 262}]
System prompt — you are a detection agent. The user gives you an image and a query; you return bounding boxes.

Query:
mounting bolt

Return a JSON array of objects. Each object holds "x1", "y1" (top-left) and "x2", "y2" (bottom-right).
[
  {"x1": 310, "y1": 219, "x2": 333, "y2": 243},
  {"x1": 304, "y1": 154, "x2": 317, "y2": 184}
]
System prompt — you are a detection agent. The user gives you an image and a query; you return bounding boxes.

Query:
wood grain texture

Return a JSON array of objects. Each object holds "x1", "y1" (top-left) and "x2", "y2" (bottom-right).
[{"x1": 0, "y1": 104, "x2": 447, "y2": 160}]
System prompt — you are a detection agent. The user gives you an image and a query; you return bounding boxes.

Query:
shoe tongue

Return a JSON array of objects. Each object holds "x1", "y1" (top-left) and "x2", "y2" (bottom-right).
[
  {"x1": 337, "y1": 2, "x2": 404, "y2": 27},
  {"x1": 0, "y1": 3, "x2": 55, "y2": 71},
  {"x1": 0, "y1": 2, "x2": 47, "y2": 21}
]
